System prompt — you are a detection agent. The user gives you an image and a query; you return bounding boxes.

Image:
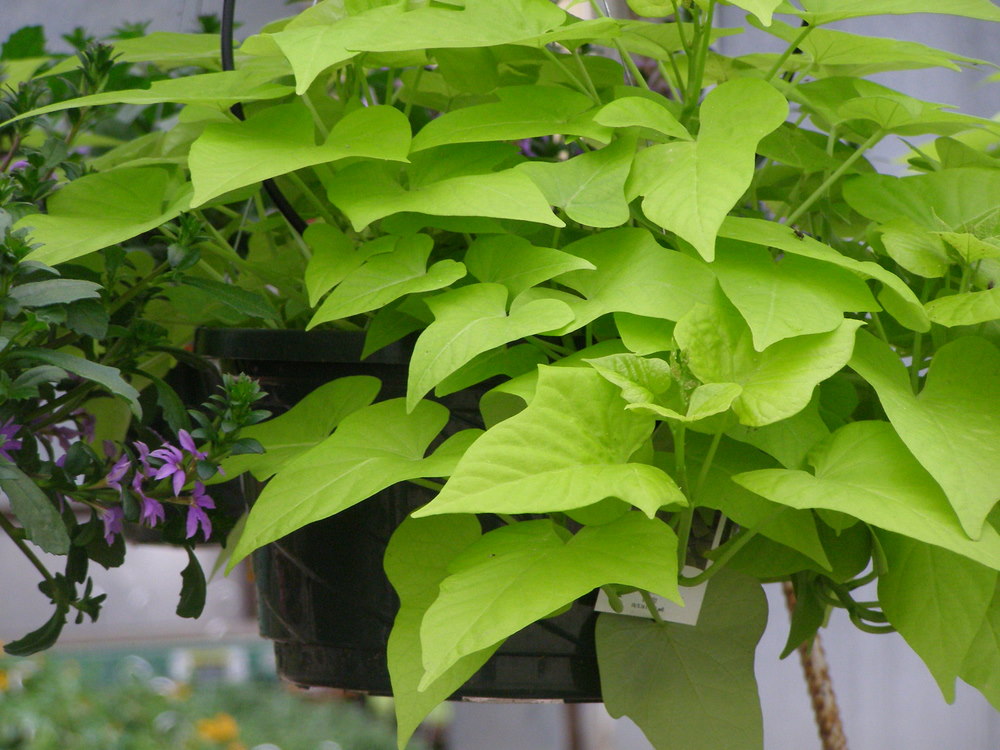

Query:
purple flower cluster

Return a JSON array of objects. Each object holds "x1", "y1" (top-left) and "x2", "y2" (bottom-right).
[
  {"x1": 102, "y1": 429, "x2": 215, "y2": 545},
  {"x1": 0, "y1": 419, "x2": 23, "y2": 462}
]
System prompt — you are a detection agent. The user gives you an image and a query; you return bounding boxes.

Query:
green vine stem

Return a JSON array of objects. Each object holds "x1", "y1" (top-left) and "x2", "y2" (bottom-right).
[
  {"x1": 764, "y1": 24, "x2": 816, "y2": 83},
  {"x1": 640, "y1": 589, "x2": 666, "y2": 623},
  {"x1": 0, "y1": 511, "x2": 56, "y2": 587}
]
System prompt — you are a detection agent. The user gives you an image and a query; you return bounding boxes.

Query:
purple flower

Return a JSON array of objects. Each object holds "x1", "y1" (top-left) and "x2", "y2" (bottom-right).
[
  {"x1": 132, "y1": 471, "x2": 165, "y2": 527},
  {"x1": 0, "y1": 419, "x2": 23, "y2": 462},
  {"x1": 105, "y1": 454, "x2": 130, "y2": 492},
  {"x1": 103, "y1": 505, "x2": 124, "y2": 544},
  {"x1": 185, "y1": 482, "x2": 215, "y2": 541},
  {"x1": 178, "y1": 430, "x2": 207, "y2": 461},
  {"x1": 133, "y1": 441, "x2": 154, "y2": 475},
  {"x1": 150, "y1": 443, "x2": 187, "y2": 495}
]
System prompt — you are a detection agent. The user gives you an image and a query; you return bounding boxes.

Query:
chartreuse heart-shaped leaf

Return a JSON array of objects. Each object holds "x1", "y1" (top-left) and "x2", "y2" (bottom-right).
[
  {"x1": 406, "y1": 283, "x2": 574, "y2": 410},
  {"x1": 307, "y1": 234, "x2": 465, "y2": 327},
  {"x1": 0, "y1": 461, "x2": 71, "y2": 555},
  {"x1": 414, "y1": 366, "x2": 685, "y2": 518},
  {"x1": 876, "y1": 218, "x2": 952, "y2": 278},
  {"x1": 325, "y1": 161, "x2": 562, "y2": 230},
  {"x1": 597, "y1": 570, "x2": 768, "y2": 750},
  {"x1": 725, "y1": 392, "x2": 830, "y2": 470},
  {"x1": 961, "y1": 579, "x2": 1000, "y2": 711},
  {"x1": 710, "y1": 239, "x2": 878, "y2": 350},
  {"x1": 386, "y1": 515, "x2": 499, "y2": 750},
  {"x1": 271, "y1": 0, "x2": 568, "y2": 94},
  {"x1": 674, "y1": 290, "x2": 863, "y2": 426},
  {"x1": 788, "y1": 0, "x2": 1000, "y2": 25},
  {"x1": 435, "y1": 344, "x2": 547, "y2": 398},
  {"x1": 594, "y1": 96, "x2": 691, "y2": 140},
  {"x1": 876, "y1": 531, "x2": 997, "y2": 702},
  {"x1": 304, "y1": 230, "x2": 399, "y2": 307},
  {"x1": 733, "y1": 421, "x2": 1000, "y2": 569},
  {"x1": 16, "y1": 168, "x2": 191, "y2": 266},
  {"x1": 411, "y1": 86, "x2": 611, "y2": 152},
  {"x1": 464, "y1": 235, "x2": 594, "y2": 298},
  {"x1": 719, "y1": 217, "x2": 929, "y2": 332},
  {"x1": 849, "y1": 332, "x2": 1000, "y2": 539},
  {"x1": 926, "y1": 287, "x2": 1000, "y2": 327},
  {"x1": 419, "y1": 512, "x2": 680, "y2": 688},
  {"x1": 517, "y1": 136, "x2": 635, "y2": 228},
  {"x1": 553, "y1": 228, "x2": 717, "y2": 330},
  {"x1": 220, "y1": 376, "x2": 380, "y2": 481},
  {"x1": 1, "y1": 70, "x2": 293, "y2": 127},
  {"x1": 227, "y1": 399, "x2": 481, "y2": 570},
  {"x1": 629, "y1": 79, "x2": 787, "y2": 260},
  {"x1": 189, "y1": 103, "x2": 411, "y2": 206}
]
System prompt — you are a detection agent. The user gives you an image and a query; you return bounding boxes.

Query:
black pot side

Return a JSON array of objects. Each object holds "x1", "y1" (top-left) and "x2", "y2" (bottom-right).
[{"x1": 195, "y1": 328, "x2": 603, "y2": 702}]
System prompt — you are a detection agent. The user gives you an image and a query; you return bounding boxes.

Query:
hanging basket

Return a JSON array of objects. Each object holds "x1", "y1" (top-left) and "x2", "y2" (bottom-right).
[{"x1": 196, "y1": 328, "x2": 603, "y2": 701}]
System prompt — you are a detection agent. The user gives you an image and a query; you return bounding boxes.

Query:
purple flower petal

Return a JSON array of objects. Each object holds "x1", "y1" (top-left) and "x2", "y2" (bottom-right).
[
  {"x1": 106, "y1": 454, "x2": 130, "y2": 491},
  {"x1": 103, "y1": 505, "x2": 124, "y2": 544},
  {"x1": 185, "y1": 505, "x2": 212, "y2": 541},
  {"x1": 178, "y1": 429, "x2": 207, "y2": 460},
  {"x1": 139, "y1": 496, "x2": 165, "y2": 527}
]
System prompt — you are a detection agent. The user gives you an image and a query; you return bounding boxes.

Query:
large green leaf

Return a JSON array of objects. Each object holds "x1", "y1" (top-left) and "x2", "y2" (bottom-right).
[
  {"x1": 850, "y1": 333, "x2": 1000, "y2": 539},
  {"x1": 0, "y1": 460, "x2": 71, "y2": 555},
  {"x1": 877, "y1": 531, "x2": 997, "y2": 702},
  {"x1": 725, "y1": 391, "x2": 830, "y2": 470},
  {"x1": 553, "y1": 228, "x2": 716, "y2": 330},
  {"x1": 674, "y1": 290, "x2": 863, "y2": 426},
  {"x1": 733, "y1": 421, "x2": 1000, "y2": 569},
  {"x1": 414, "y1": 366, "x2": 685, "y2": 518},
  {"x1": 9, "y1": 279, "x2": 101, "y2": 308},
  {"x1": 419, "y1": 513, "x2": 681, "y2": 688},
  {"x1": 597, "y1": 570, "x2": 768, "y2": 750},
  {"x1": 111, "y1": 32, "x2": 222, "y2": 68},
  {"x1": 221, "y1": 376, "x2": 381, "y2": 481},
  {"x1": 719, "y1": 216, "x2": 929, "y2": 332},
  {"x1": 189, "y1": 103, "x2": 411, "y2": 206},
  {"x1": 18, "y1": 349, "x2": 141, "y2": 417},
  {"x1": 307, "y1": 234, "x2": 465, "y2": 326},
  {"x1": 517, "y1": 136, "x2": 634, "y2": 228},
  {"x1": 411, "y1": 86, "x2": 611, "y2": 152},
  {"x1": 926, "y1": 287, "x2": 1000, "y2": 327},
  {"x1": 629, "y1": 79, "x2": 788, "y2": 260},
  {"x1": 960, "y1": 579, "x2": 1000, "y2": 711},
  {"x1": 2, "y1": 70, "x2": 293, "y2": 126},
  {"x1": 16, "y1": 168, "x2": 191, "y2": 266},
  {"x1": 711, "y1": 239, "x2": 878, "y2": 350},
  {"x1": 270, "y1": 0, "x2": 568, "y2": 94},
  {"x1": 227, "y1": 398, "x2": 480, "y2": 569},
  {"x1": 386, "y1": 515, "x2": 498, "y2": 749},
  {"x1": 406, "y1": 283, "x2": 574, "y2": 410},
  {"x1": 464, "y1": 235, "x2": 594, "y2": 297},
  {"x1": 787, "y1": 0, "x2": 1000, "y2": 25},
  {"x1": 324, "y1": 161, "x2": 562, "y2": 230}
]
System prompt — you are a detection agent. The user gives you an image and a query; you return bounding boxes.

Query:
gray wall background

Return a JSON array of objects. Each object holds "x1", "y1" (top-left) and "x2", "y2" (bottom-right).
[{"x1": 2, "y1": 2, "x2": 999, "y2": 748}]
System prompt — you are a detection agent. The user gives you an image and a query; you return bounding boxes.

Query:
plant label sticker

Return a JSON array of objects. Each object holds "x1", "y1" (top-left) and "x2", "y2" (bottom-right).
[{"x1": 594, "y1": 566, "x2": 708, "y2": 626}]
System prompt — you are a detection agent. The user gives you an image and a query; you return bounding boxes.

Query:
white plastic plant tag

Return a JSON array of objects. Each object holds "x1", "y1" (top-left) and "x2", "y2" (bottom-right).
[{"x1": 594, "y1": 566, "x2": 708, "y2": 625}]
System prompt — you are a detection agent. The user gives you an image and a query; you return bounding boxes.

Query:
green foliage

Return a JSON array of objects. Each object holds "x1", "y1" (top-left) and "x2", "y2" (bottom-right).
[{"x1": 4, "y1": 1, "x2": 1000, "y2": 747}]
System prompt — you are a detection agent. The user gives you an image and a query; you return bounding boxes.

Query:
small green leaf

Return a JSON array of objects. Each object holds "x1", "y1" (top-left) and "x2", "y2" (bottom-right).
[
  {"x1": 182, "y1": 277, "x2": 279, "y2": 322},
  {"x1": 597, "y1": 570, "x2": 768, "y2": 750},
  {"x1": 17, "y1": 349, "x2": 141, "y2": 417},
  {"x1": 9, "y1": 279, "x2": 101, "y2": 308},
  {"x1": 517, "y1": 136, "x2": 635, "y2": 228},
  {"x1": 111, "y1": 31, "x2": 222, "y2": 68},
  {"x1": 3, "y1": 603, "x2": 69, "y2": 657},
  {"x1": 630, "y1": 79, "x2": 788, "y2": 260},
  {"x1": 15, "y1": 168, "x2": 192, "y2": 266},
  {"x1": 221, "y1": 375, "x2": 381, "y2": 481},
  {"x1": 674, "y1": 290, "x2": 863, "y2": 426},
  {"x1": 189, "y1": 103, "x2": 411, "y2": 207},
  {"x1": 594, "y1": 95, "x2": 691, "y2": 140},
  {"x1": 419, "y1": 513, "x2": 680, "y2": 688},
  {"x1": 925, "y1": 287, "x2": 1000, "y2": 327},
  {"x1": 228, "y1": 399, "x2": 478, "y2": 569},
  {"x1": 414, "y1": 366, "x2": 685, "y2": 518},
  {"x1": 407, "y1": 283, "x2": 574, "y2": 410},
  {"x1": 0, "y1": 460, "x2": 71, "y2": 555},
  {"x1": 877, "y1": 531, "x2": 997, "y2": 702},
  {"x1": 177, "y1": 547, "x2": 207, "y2": 618},
  {"x1": 325, "y1": 161, "x2": 563, "y2": 230},
  {"x1": 733, "y1": 421, "x2": 1000, "y2": 569},
  {"x1": 304, "y1": 225, "x2": 397, "y2": 306},
  {"x1": 386, "y1": 515, "x2": 498, "y2": 749},
  {"x1": 464, "y1": 234, "x2": 594, "y2": 298},
  {"x1": 850, "y1": 332, "x2": 1000, "y2": 539},
  {"x1": 308, "y1": 234, "x2": 466, "y2": 326},
  {"x1": 412, "y1": 85, "x2": 610, "y2": 152}
]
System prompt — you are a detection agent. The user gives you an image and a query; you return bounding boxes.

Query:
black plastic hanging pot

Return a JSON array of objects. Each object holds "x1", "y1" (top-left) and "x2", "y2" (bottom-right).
[{"x1": 196, "y1": 328, "x2": 602, "y2": 702}]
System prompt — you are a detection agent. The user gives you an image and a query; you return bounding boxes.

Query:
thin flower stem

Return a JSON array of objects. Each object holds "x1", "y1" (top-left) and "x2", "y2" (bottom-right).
[
  {"x1": 679, "y1": 508, "x2": 787, "y2": 587},
  {"x1": 409, "y1": 477, "x2": 444, "y2": 491},
  {"x1": 285, "y1": 171, "x2": 339, "y2": 227},
  {"x1": 403, "y1": 65, "x2": 424, "y2": 120},
  {"x1": 0, "y1": 512, "x2": 56, "y2": 586},
  {"x1": 0, "y1": 132, "x2": 22, "y2": 172},
  {"x1": 640, "y1": 590, "x2": 666, "y2": 623},
  {"x1": 669, "y1": 0, "x2": 691, "y2": 57},
  {"x1": 785, "y1": 129, "x2": 883, "y2": 226},
  {"x1": 693, "y1": 428, "x2": 723, "y2": 500},
  {"x1": 571, "y1": 50, "x2": 602, "y2": 103},
  {"x1": 541, "y1": 46, "x2": 597, "y2": 103}
]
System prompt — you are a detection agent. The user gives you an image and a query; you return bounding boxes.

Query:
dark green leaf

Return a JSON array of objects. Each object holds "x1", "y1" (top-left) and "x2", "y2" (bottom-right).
[
  {"x1": 3, "y1": 603, "x2": 69, "y2": 656},
  {"x1": 177, "y1": 547, "x2": 207, "y2": 618},
  {"x1": 9, "y1": 279, "x2": 102, "y2": 307},
  {"x1": 17, "y1": 349, "x2": 141, "y2": 417},
  {"x1": 181, "y1": 277, "x2": 279, "y2": 322},
  {"x1": 65, "y1": 298, "x2": 110, "y2": 338},
  {"x1": 0, "y1": 460, "x2": 71, "y2": 555}
]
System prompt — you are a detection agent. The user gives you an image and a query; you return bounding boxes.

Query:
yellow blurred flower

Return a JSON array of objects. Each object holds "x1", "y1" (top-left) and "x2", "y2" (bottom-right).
[
  {"x1": 0, "y1": 669, "x2": 8, "y2": 692},
  {"x1": 196, "y1": 712, "x2": 240, "y2": 743}
]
